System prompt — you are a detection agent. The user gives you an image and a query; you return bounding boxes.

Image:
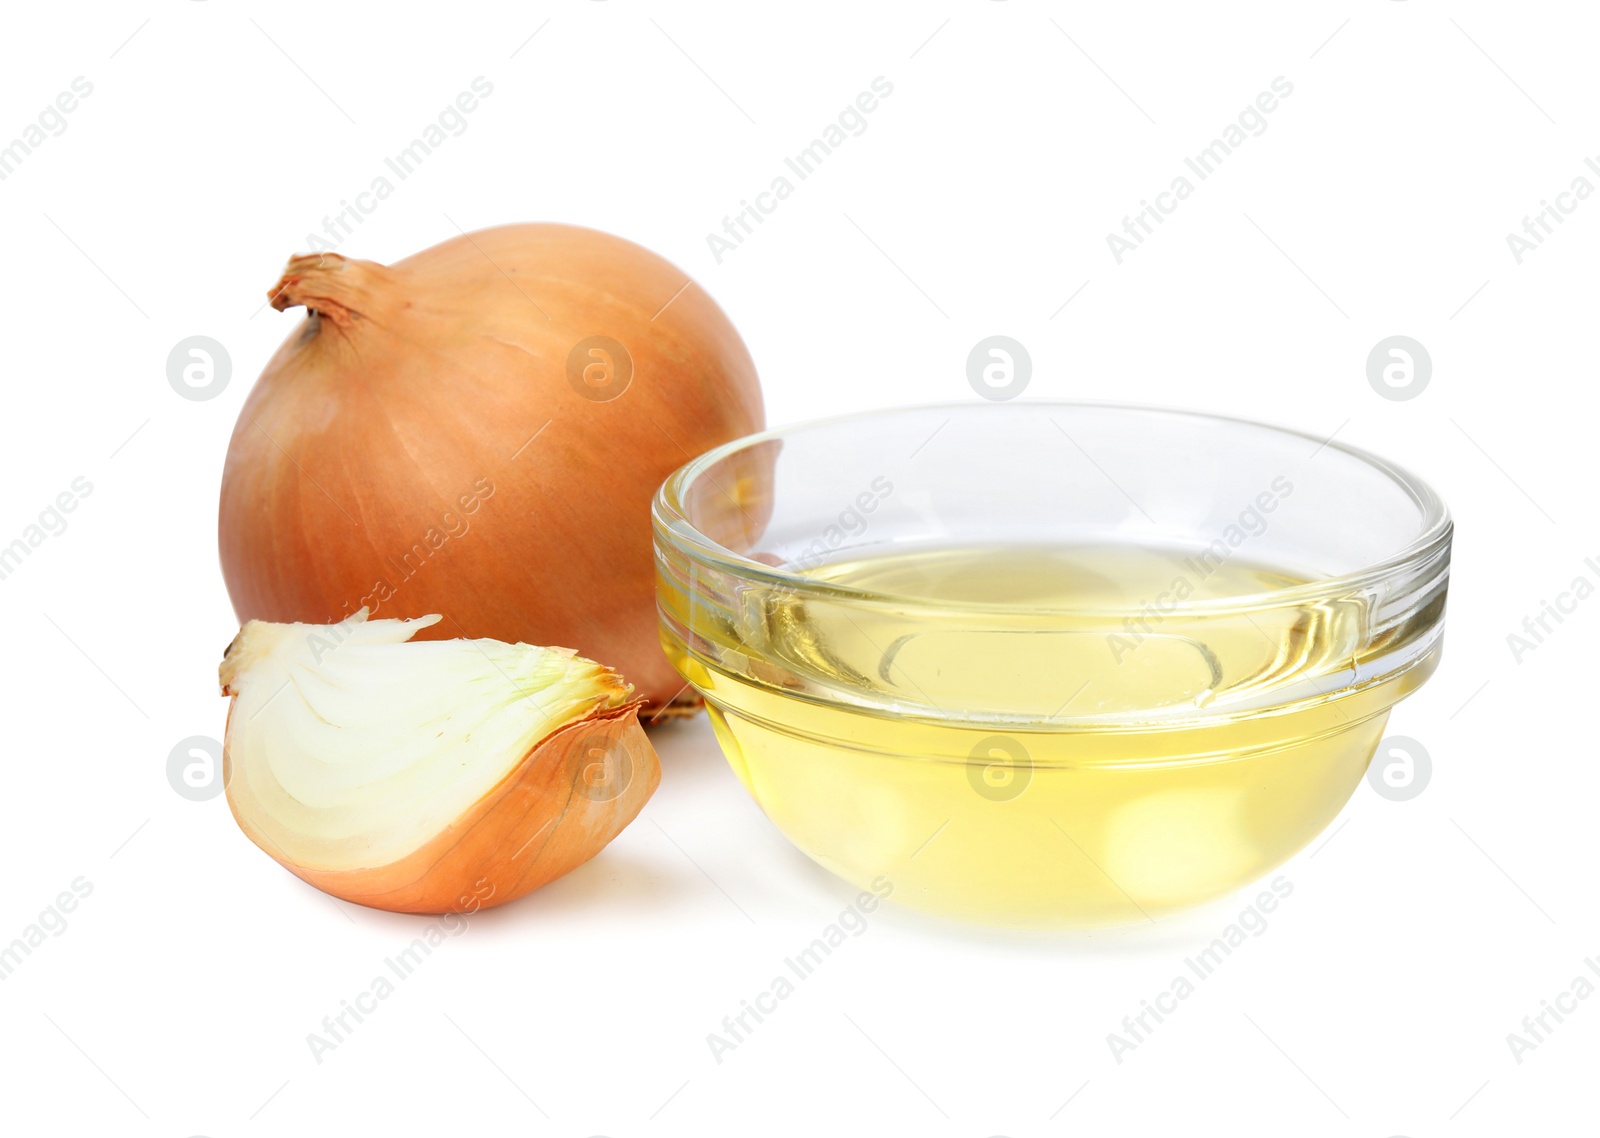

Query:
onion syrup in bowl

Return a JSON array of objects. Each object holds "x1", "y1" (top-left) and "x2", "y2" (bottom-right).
[{"x1": 654, "y1": 403, "x2": 1449, "y2": 926}]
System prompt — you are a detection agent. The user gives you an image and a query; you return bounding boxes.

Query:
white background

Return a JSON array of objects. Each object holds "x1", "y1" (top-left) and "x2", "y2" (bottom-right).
[{"x1": 1, "y1": 1, "x2": 1595, "y2": 1134}]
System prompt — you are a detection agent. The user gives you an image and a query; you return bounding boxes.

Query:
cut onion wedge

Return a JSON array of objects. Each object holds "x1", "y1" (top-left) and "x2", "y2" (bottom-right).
[{"x1": 219, "y1": 611, "x2": 660, "y2": 914}]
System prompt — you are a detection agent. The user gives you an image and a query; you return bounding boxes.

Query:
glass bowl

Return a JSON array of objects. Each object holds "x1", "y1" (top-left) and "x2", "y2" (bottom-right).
[{"x1": 653, "y1": 403, "x2": 1450, "y2": 927}]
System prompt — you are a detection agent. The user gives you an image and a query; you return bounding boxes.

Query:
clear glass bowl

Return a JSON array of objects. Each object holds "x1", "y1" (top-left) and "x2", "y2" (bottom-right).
[{"x1": 654, "y1": 403, "x2": 1450, "y2": 927}]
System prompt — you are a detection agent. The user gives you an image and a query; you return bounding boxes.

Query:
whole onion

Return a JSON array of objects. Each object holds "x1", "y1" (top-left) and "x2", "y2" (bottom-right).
[{"x1": 219, "y1": 224, "x2": 763, "y2": 712}]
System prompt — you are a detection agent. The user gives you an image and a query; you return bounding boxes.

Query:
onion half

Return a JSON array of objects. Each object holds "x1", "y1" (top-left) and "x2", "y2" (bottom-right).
[{"x1": 220, "y1": 611, "x2": 660, "y2": 913}]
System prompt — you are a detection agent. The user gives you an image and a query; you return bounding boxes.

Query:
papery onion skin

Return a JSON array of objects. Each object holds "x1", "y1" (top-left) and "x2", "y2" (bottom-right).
[
  {"x1": 218, "y1": 224, "x2": 764, "y2": 714},
  {"x1": 224, "y1": 701, "x2": 660, "y2": 914}
]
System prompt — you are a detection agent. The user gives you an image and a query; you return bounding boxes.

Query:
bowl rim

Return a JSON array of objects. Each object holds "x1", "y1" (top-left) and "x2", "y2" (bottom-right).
[{"x1": 653, "y1": 399, "x2": 1453, "y2": 618}]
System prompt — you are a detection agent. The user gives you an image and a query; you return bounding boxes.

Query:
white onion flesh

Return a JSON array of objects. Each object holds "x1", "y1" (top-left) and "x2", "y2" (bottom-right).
[{"x1": 221, "y1": 611, "x2": 629, "y2": 873}]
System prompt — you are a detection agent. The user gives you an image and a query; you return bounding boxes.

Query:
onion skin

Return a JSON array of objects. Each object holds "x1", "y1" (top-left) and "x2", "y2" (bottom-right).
[
  {"x1": 219, "y1": 224, "x2": 764, "y2": 714},
  {"x1": 223, "y1": 698, "x2": 660, "y2": 914}
]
